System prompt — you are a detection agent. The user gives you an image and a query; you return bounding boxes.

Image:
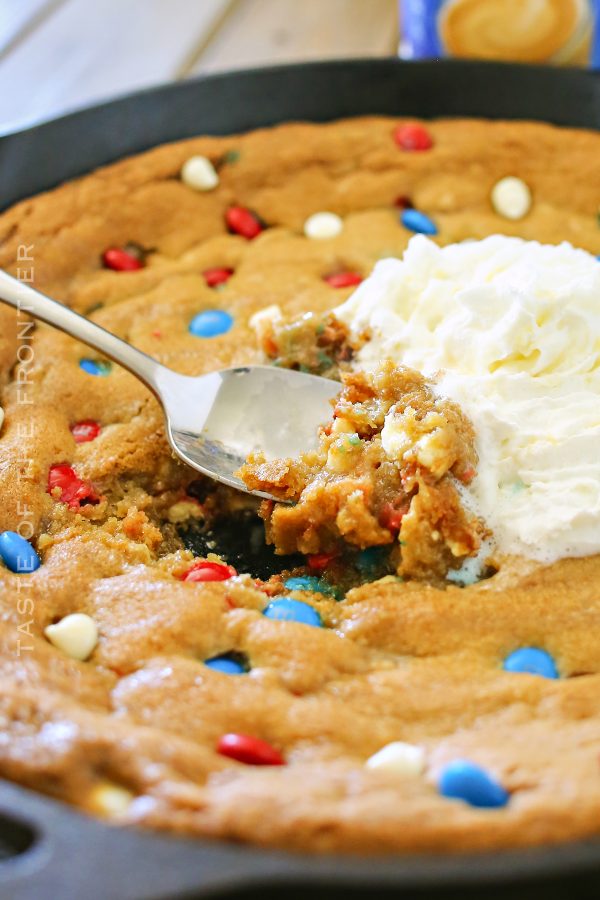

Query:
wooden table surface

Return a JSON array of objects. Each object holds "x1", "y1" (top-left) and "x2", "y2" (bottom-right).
[{"x1": 0, "y1": 0, "x2": 399, "y2": 133}]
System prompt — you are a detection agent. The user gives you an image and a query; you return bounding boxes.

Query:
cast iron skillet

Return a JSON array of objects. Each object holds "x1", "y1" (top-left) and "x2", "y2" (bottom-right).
[{"x1": 1, "y1": 59, "x2": 599, "y2": 900}]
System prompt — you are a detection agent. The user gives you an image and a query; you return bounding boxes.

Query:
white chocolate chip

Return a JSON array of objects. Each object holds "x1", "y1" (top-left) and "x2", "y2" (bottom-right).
[
  {"x1": 304, "y1": 211, "x2": 343, "y2": 240},
  {"x1": 331, "y1": 416, "x2": 354, "y2": 435},
  {"x1": 44, "y1": 613, "x2": 98, "y2": 661},
  {"x1": 491, "y1": 176, "x2": 531, "y2": 220},
  {"x1": 249, "y1": 304, "x2": 283, "y2": 357},
  {"x1": 89, "y1": 783, "x2": 133, "y2": 817},
  {"x1": 249, "y1": 304, "x2": 282, "y2": 334},
  {"x1": 366, "y1": 741, "x2": 425, "y2": 777},
  {"x1": 167, "y1": 500, "x2": 204, "y2": 524},
  {"x1": 181, "y1": 155, "x2": 219, "y2": 191},
  {"x1": 326, "y1": 432, "x2": 361, "y2": 473},
  {"x1": 381, "y1": 406, "x2": 455, "y2": 479}
]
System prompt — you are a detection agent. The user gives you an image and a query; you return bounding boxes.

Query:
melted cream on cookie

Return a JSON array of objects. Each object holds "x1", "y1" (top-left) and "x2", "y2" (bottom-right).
[{"x1": 335, "y1": 234, "x2": 600, "y2": 563}]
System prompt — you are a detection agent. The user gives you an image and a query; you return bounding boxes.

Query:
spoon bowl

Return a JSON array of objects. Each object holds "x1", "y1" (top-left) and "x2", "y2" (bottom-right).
[
  {"x1": 157, "y1": 364, "x2": 339, "y2": 498},
  {"x1": 0, "y1": 270, "x2": 339, "y2": 501}
]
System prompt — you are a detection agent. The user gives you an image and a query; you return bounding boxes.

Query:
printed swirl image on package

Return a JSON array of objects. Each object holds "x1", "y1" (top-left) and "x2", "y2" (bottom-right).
[{"x1": 400, "y1": 0, "x2": 600, "y2": 67}]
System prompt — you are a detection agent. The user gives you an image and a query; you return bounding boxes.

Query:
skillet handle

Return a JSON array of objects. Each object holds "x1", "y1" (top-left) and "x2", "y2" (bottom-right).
[{"x1": 0, "y1": 779, "x2": 291, "y2": 900}]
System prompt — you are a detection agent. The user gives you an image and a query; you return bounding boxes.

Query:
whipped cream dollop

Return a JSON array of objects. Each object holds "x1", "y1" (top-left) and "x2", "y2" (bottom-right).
[{"x1": 335, "y1": 235, "x2": 600, "y2": 563}]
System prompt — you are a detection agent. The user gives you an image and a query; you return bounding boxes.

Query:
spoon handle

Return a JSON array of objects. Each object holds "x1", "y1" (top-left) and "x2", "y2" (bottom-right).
[{"x1": 0, "y1": 269, "x2": 170, "y2": 394}]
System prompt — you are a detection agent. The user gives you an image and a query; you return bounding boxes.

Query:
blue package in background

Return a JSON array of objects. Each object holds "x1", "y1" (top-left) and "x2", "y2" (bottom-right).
[
  {"x1": 593, "y1": 0, "x2": 600, "y2": 64},
  {"x1": 400, "y1": 0, "x2": 600, "y2": 68}
]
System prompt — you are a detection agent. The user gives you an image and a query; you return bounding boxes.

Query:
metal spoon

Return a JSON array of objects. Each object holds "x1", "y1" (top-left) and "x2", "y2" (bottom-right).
[{"x1": 0, "y1": 270, "x2": 339, "y2": 501}]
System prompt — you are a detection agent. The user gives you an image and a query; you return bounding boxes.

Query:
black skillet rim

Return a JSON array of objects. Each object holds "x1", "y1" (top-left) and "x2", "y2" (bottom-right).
[{"x1": 0, "y1": 58, "x2": 599, "y2": 899}]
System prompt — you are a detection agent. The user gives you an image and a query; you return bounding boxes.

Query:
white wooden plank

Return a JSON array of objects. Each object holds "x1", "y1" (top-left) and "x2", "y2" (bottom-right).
[
  {"x1": 0, "y1": 0, "x2": 235, "y2": 131},
  {"x1": 0, "y1": 0, "x2": 57, "y2": 58},
  {"x1": 191, "y1": 0, "x2": 399, "y2": 74}
]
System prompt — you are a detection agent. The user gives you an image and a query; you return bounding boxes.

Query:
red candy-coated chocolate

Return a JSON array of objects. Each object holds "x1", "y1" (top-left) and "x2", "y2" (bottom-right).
[
  {"x1": 307, "y1": 552, "x2": 337, "y2": 571},
  {"x1": 217, "y1": 733, "x2": 285, "y2": 766},
  {"x1": 70, "y1": 420, "x2": 101, "y2": 444},
  {"x1": 181, "y1": 560, "x2": 237, "y2": 583},
  {"x1": 47, "y1": 464, "x2": 100, "y2": 509},
  {"x1": 394, "y1": 195, "x2": 414, "y2": 209},
  {"x1": 324, "y1": 272, "x2": 363, "y2": 288},
  {"x1": 393, "y1": 123, "x2": 433, "y2": 152},
  {"x1": 379, "y1": 502, "x2": 407, "y2": 533},
  {"x1": 203, "y1": 267, "x2": 234, "y2": 287},
  {"x1": 225, "y1": 206, "x2": 263, "y2": 239},
  {"x1": 102, "y1": 247, "x2": 144, "y2": 272}
]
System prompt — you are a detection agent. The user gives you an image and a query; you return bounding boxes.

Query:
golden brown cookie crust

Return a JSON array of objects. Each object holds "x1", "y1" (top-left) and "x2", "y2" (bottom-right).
[{"x1": 0, "y1": 117, "x2": 600, "y2": 853}]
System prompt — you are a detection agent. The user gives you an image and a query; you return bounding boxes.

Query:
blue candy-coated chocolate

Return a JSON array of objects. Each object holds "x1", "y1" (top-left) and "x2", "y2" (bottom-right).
[
  {"x1": 189, "y1": 309, "x2": 233, "y2": 338},
  {"x1": 438, "y1": 760, "x2": 509, "y2": 809},
  {"x1": 0, "y1": 531, "x2": 41, "y2": 573},
  {"x1": 284, "y1": 575, "x2": 340, "y2": 599},
  {"x1": 503, "y1": 647, "x2": 559, "y2": 679},
  {"x1": 400, "y1": 208, "x2": 438, "y2": 235},
  {"x1": 79, "y1": 358, "x2": 112, "y2": 376},
  {"x1": 263, "y1": 596, "x2": 323, "y2": 627},
  {"x1": 356, "y1": 546, "x2": 388, "y2": 576},
  {"x1": 204, "y1": 654, "x2": 247, "y2": 675}
]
